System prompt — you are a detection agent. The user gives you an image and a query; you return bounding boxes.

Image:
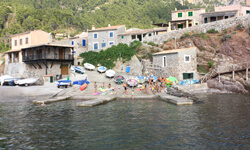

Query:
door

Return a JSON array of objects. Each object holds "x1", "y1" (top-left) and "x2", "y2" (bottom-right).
[
  {"x1": 82, "y1": 39, "x2": 86, "y2": 46},
  {"x1": 162, "y1": 56, "x2": 166, "y2": 67},
  {"x1": 59, "y1": 48, "x2": 63, "y2": 59},
  {"x1": 61, "y1": 64, "x2": 68, "y2": 75}
]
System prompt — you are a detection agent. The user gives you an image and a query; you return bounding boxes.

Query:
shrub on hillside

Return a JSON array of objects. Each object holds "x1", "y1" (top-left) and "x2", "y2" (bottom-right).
[
  {"x1": 207, "y1": 28, "x2": 219, "y2": 34},
  {"x1": 207, "y1": 60, "x2": 214, "y2": 68},
  {"x1": 148, "y1": 41, "x2": 156, "y2": 46}
]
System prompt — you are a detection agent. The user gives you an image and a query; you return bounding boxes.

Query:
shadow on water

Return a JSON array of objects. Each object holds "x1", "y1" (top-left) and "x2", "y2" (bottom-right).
[{"x1": 0, "y1": 94, "x2": 249, "y2": 149}]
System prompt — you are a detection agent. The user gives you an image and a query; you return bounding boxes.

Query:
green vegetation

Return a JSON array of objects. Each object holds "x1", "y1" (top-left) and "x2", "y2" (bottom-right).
[
  {"x1": 147, "y1": 41, "x2": 157, "y2": 46},
  {"x1": 207, "y1": 60, "x2": 214, "y2": 68},
  {"x1": 221, "y1": 35, "x2": 232, "y2": 41},
  {"x1": 0, "y1": 43, "x2": 10, "y2": 52},
  {"x1": 207, "y1": 28, "x2": 219, "y2": 34},
  {"x1": 0, "y1": 0, "x2": 194, "y2": 37},
  {"x1": 79, "y1": 41, "x2": 141, "y2": 69},
  {"x1": 236, "y1": 24, "x2": 244, "y2": 30},
  {"x1": 197, "y1": 65, "x2": 209, "y2": 73}
]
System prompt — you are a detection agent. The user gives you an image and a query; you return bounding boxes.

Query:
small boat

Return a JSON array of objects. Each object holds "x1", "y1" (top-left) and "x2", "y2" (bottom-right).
[
  {"x1": 105, "y1": 69, "x2": 115, "y2": 78},
  {"x1": 56, "y1": 80, "x2": 72, "y2": 88},
  {"x1": 126, "y1": 77, "x2": 138, "y2": 87},
  {"x1": 137, "y1": 75, "x2": 145, "y2": 84},
  {"x1": 74, "y1": 66, "x2": 85, "y2": 74},
  {"x1": 114, "y1": 75, "x2": 125, "y2": 83},
  {"x1": 15, "y1": 78, "x2": 39, "y2": 86},
  {"x1": 147, "y1": 75, "x2": 158, "y2": 83},
  {"x1": 80, "y1": 83, "x2": 88, "y2": 91},
  {"x1": 97, "y1": 66, "x2": 107, "y2": 73},
  {"x1": 0, "y1": 75, "x2": 22, "y2": 86},
  {"x1": 84, "y1": 63, "x2": 95, "y2": 70}
]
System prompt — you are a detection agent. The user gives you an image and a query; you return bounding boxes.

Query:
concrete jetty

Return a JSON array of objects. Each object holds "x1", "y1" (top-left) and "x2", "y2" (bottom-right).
[
  {"x1": 76, "y1": 96, "x2": 118, "y2": 107},
  {"x1": 156, "y1": 93, "x2": 193, "y2": 105},
  {"x1": 33, "y1": 96, "x2": 71, "y2": 104}
]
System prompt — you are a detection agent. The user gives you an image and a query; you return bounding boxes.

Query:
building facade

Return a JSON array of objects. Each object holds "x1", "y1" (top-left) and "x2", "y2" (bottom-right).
[
  {"x1": 4, "y1": 30, "x2": 74, "y2": 81},
  {"x1": 153, "y1": 47, "x2": 198, "y2": 81},
  {"x1": 87, "y1": 25, "x2": 126, "y2": 51},
  {"x1": 169, "y1": 8, "x2": 206, "y2": 31}
]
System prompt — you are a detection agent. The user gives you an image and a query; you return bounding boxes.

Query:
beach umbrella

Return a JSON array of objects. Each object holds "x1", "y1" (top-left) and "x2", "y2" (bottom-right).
[{"x1": 168, "y1": 77, "x2": 178, "y2": 82}]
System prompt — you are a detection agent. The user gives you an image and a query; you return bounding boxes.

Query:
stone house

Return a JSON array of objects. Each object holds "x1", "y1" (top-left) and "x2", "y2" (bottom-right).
[
  {"x1": 168, "y1": 8, "x2": 206, "y2": 31},
  {"x1": 152, "y1": 47, "x2": 198, "y2": 81},
  {"x1": 88, "y1": 25, "x2": 126, "y2": 51},
  {"x1": 118, "y1": 28, "x2": 167, "y2": 45},
  {"x1": 200, "y1": 4, "x2": 250, "y2": 24},
  {"x1": 4, "y1": 30, "x2": 74, "y2": 80}
]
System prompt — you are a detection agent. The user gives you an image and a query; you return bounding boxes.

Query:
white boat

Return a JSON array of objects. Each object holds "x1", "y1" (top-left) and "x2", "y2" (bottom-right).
[
  {"x1": 97, "y1": 66, "x2": 107, "y2": 73},
  {"x1": 105, "y1": 69, "x2": 115, "y2": 78},
  {"x1": 0, "y1": 75, "x2": 22, "y2": 86},
  {"x1": 74, "y1": 66, "x2": 85, "y2": 74},
  {"x1": 15, "y1": 78, "x2": 39, "y2": 86},
  {"x1": 84, "y1": 63, "x2": 95, "y2": 70}
]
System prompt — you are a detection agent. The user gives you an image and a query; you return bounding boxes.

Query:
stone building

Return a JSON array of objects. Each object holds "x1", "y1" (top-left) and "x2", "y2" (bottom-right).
[
  {"x1": 153, "y1": 47, "x2": 198, "y2": 81},
  {"x1": 168, "y1": 8, "x2": 206, "y2": 31},
  {"x1": 200, "y1": 4, "x2": 250, "y2": 23},
  {"x1": 4, "y1": 30, "x2": 74, "y2": 80},
  {"x1": 87, "y1": 25, "x2": 126, "y2": 51}
]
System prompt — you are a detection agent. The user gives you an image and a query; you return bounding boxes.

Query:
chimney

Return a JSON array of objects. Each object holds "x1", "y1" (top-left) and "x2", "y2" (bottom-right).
[
  {"x1": 175, "y1": 8, "x2": 177, "y2": 11},
  {"x1": 108, "y1": 24, "x2": 111, "y2": 27},
  {"x1": 92, "y1": 25, "x2": 95, "y2": 30}
]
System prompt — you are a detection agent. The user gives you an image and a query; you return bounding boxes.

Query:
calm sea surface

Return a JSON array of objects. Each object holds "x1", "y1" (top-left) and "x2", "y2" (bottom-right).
[{"x1": 0, "y1": 94, "x2": 249, "y2": 149}]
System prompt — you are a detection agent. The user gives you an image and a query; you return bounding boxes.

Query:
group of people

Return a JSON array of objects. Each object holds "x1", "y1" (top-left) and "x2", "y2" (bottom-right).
[{"x1": 94, "y1": 82, "x2": 112, "y2": 93}]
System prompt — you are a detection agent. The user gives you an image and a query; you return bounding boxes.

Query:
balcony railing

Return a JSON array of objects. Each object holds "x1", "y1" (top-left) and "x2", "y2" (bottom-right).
[{"x1": 23, "y1": 53, "x2": 73, "y2": 62}]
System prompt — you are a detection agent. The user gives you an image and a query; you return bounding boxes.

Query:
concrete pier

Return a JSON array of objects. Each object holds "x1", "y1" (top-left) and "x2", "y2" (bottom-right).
[
  {"x1": 33, "y1": 96, "x2": 71, "y2": 104},
  {"x1": 76, "y1": 96, "x2": 118, "y2": 107},
  {"x1": 156, "y1": 93, "x2": 193, "y2": 105}
]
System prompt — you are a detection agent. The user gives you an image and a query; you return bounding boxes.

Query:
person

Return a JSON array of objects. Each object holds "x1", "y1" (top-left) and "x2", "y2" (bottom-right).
[
  {"x1": 41, "y1": 101, "x2": 46, "y2": 106},
  {"x1": 123, "y1": 82, "x2": 127, "y2": 94},
  {"x1": 162, "y1": 79, "x2": 166, "y2": 92},
  {"x1": 149, "y1": 84, "x2": 152, "y2": 93},
  {"x1": 155, "y1": 82, "x2": 159, "y2": 93},
  {"x1": 141, "y1": 83, "x2": 145, "y2": 91},
  {"x1": 151, "y1": 76, "x2": 154, "y2": 85},
  {"x1": 94, "y1": 82, "x2": 97, "y2": 93},
  {"x1": 102, "y1": 83, "x2": 105, "y2": 89},
  {"x1": 145, "y1": 84, "x2": 148, "y2": 94},
  {"x1": 108, "y1": 83, "x2": 111, "y2": 89},
  {"x1": 131, "y1": 89, "x2": 134, "y2": 100}
]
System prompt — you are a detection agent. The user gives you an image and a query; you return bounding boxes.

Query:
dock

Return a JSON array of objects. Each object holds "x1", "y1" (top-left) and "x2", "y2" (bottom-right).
[
  {"x1": 156, "y1": 93, "x2": 193, "y2": 105},
  {"x1": 76, "y1": 96, "x2": 118, "y2": 107},
  {"x1": 33, "y1": 96, "x2": 71, "y2": 104}
]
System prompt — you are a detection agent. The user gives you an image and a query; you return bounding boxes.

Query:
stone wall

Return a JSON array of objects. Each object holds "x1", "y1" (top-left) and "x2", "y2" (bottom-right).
[{"x1": 144, "y1": 15, "x2": 250, "y2": 44}]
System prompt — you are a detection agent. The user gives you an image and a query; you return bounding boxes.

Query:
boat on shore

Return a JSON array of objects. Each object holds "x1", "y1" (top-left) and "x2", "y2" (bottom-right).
[
  {"x1": 126, "y1": 77, "x2": 138, "y2": 87},
  {"x1": 15, "y1": 78, "x2": 39, "y2": 86},
  {"x1": 84, "y1": 63, "x2": 95, "y2": 70},
  {"x1": 0, "y1": 75, "x2": 23, "y2": 86},
  {"x1": 56, "y1": 80, "x2": 72, "y2": 88},
  {"x1": 97, "y1": 66, "x2": 107, "y2": 73},
  {"x1": 75, "y1": 66, "x2": 85, "y2": 74},
  {"x1": 106, "y1": 69, "x2": 115, "y2": 78},
  {"x1": 114, "y1": 75, "x2": 125, "y2": 83}
]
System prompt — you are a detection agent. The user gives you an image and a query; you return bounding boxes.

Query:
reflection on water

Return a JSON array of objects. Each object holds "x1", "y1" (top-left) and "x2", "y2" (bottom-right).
[{"x1": 0, "y1": 94, "x2": 249, "y2": 149}]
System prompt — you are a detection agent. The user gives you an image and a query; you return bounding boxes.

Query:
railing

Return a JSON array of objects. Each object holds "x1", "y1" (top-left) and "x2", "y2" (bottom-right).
[{"x1": 23, "y1": 53, "x2": 73, "y2": 62}]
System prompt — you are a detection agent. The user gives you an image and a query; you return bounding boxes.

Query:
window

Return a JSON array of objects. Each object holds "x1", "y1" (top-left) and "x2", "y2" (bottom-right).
[
  {"x1": 101, "y1": 43, "x2": 106, "y2": 48},
  {"x1": 132, "y1": 35, "x2": 136, "y2": 39},
  {"x1": 225, "y1": 16, "x2": 228, "y2": 19},
  {"x1": 121, "y1": 36, "x2": 124, "y2": 39},
  {"x1": 94, "y1": 43, "x2": 98, "y2": 50},
  {"x1": 178, "y1": 12, "x2": 182, "y2": 17},
  {"x1": 178, "y1": 24, "x2": 183, "y2": 29},
  {"x1": 149, "y1": 33, "x2": 152, "y2": 36},
  {"x1": 183, "y1": 73, "x2": 194, "y2": 79},
  {"x1": 109, "y1": 41, "x2": 114, "y2": 45},
  {"x1": 109, "y1": 31, "x2": 114, "y2": 37},
  {"x1": 93, "y1": 33, "x2": 98, "y2": 39},
  {"x1": 195, "y1": 23, "x2": 198, "y2": 25},
  {"x1": 71, "y1": 41, "x2": 74, "y2": 45},
  {"x1": 20, "y1": 39, "x2": 22, "y2": 45},
  {"x1": 14, "y1": 40, "x2": 17, "y2": 46},
  {"x1": 48, "y1": 48, "x2": 50, "y2": 54},
  {"x1": 246, "y1": 10, "x2": 250, "y2": 14},
  {"x1": 25, "y1": 37, "x2": 28, "y2": 44},
  {"x1": 188, "y1": 12, "x2": 193, "y2": 16},
  {"x1": 184, "y1": 55, "x2": 191, "y2": 63}
]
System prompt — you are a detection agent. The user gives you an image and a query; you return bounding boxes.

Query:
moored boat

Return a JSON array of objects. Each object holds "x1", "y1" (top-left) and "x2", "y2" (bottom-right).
[
  {"x1": 105, "y1": 69, "x2": 115, "y2": 78},
  {"x1": 56, "y1": 80, "x2": 72, "y2": 88},
  {"x1": 84, "y1": 63, "x2": 95, "y2": 70},
  {"x1": 97, "y1": 66, "x2": 107, "y2": 73}
]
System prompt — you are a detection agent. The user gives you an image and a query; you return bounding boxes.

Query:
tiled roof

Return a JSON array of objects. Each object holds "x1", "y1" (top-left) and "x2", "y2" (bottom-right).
[
  {"x1": 5, "y1": 49, "x2": 21, "y2": 53},
  {"x1": 89, "y1": 25, "x2": 125, "y2": 32},
  {"x1": 153, "y1": 47, "x2": 195, "y2": 55}
]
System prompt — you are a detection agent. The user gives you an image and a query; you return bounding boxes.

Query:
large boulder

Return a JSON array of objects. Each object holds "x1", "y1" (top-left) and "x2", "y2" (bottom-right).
[{"x1": 207, "y1": 77, "x2": 248, "y2": 94}]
